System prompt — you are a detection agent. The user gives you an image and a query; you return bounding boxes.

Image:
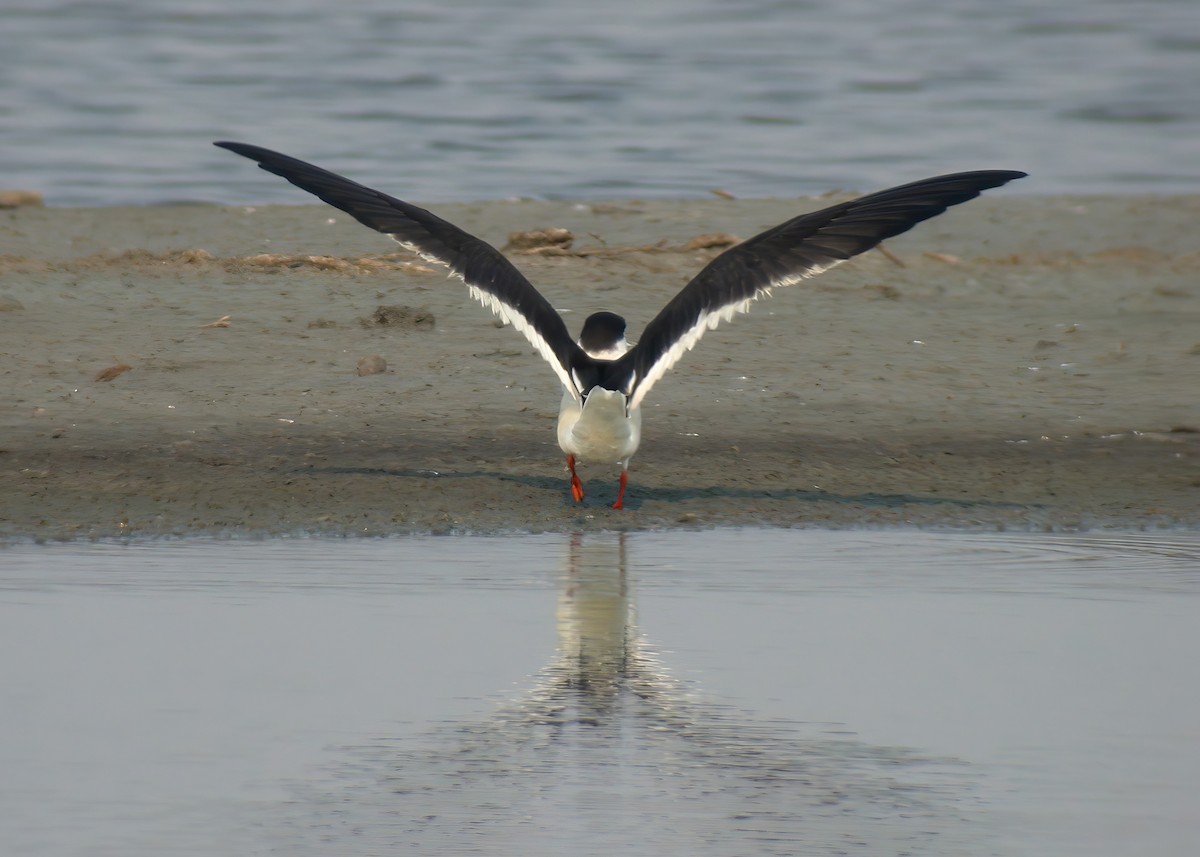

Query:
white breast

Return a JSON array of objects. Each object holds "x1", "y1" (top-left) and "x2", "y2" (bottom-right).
[{"x1": 557, "y1": 387, "x2": 642, "y2": 465}]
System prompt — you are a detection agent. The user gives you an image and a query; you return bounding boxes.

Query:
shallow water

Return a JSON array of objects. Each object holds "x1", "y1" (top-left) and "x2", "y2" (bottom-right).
[
  {"x1": 4, "y1": 0, "x2": 1198, "y2": 205},
  {"x1": 1, "y1": 530, "x2": 1198, "y2": 856}
]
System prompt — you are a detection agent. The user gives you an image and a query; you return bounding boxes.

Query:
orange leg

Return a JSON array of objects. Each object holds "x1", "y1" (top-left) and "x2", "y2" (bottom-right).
[
  {"x1": 611, "y1": 467, "x2": 629, "y2": 510},
  {"x1": 567, "y1": 454, "x2": 584, "y2": 502}
]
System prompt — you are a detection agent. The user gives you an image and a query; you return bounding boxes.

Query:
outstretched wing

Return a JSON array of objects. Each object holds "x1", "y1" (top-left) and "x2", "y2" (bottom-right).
[
  {"x1": 214, "y1": 141, "x2": 587, "y2": 399},
  {"x1": 616, "y1": 170, "x2": 1026, "y2": 410}
]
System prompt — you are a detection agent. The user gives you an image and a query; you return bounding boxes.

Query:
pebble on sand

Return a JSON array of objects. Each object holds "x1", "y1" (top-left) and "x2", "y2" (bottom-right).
[
  {"x1": 356, "y1": 354, "x2": 387, "y2": 376},
  {"x1": 502, "y1": 227, "x2": 574, "y2": 253}
]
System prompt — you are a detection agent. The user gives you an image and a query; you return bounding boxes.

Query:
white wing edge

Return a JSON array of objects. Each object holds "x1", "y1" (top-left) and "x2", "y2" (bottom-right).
[
  {"x1": 393, "y1": 238, "x2": 580, "y2": 401},
  {"x1": 627, "y1": 260, "x2": 843, "y2": 411}
]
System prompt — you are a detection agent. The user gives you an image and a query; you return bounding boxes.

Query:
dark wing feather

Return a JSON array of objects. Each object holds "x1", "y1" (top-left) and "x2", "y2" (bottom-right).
[
  {"x1": 214, "y1": 141, "x2": 586, "y2": 397},
  {"x1": 617, "y1": 170, "x2": 1026, "y2": 408}
]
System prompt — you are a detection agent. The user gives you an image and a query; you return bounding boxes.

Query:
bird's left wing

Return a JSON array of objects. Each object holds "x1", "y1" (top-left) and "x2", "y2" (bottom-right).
[{"x1": 214, "y1": 141, "x2": 586, "y2": 398}]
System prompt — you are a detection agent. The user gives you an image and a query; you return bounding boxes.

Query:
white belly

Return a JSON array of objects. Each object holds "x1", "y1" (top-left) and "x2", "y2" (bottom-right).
[{"x1": 557, "y1": 387, "x2": 642, "y2": 465}]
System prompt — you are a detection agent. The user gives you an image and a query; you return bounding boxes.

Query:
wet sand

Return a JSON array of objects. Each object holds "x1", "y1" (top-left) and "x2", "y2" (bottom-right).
[{"x1": 2, "y1": 193, "x2": 1197, "y2": 540}]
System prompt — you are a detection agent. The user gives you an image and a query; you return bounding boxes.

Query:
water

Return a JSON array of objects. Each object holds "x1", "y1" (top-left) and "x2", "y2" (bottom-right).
[
  {"x1": 2, "y1": 530, "x2": 1198, "y2": 856},
  {"x1": 3, "y1": 0, "x2": 1198, "y2": 206}
]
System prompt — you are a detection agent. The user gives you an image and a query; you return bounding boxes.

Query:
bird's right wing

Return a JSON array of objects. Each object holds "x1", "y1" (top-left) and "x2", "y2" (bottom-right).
[{"x1": 617, "y1": 170, "x2": 1026, "y2": 410}]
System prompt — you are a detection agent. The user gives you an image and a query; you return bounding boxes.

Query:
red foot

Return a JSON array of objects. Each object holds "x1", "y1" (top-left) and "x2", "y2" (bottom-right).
[
  {"x1": 567, "y1": 454, "x2": 584, "y2": 503},
  {"x1": 611, "y1": 468, "x2": 629, "y2": 510}
]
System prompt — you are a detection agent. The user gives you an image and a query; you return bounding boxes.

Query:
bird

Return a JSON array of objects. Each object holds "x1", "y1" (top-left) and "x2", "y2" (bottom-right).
[{"x1": 214, "y1": 141, "x2": 1025, "y2": 509}]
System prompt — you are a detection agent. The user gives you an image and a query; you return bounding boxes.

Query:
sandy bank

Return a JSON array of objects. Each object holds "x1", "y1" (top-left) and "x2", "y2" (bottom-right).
[{"x1": 1, "y1": 194, "x2": 1197, "y2": 540}]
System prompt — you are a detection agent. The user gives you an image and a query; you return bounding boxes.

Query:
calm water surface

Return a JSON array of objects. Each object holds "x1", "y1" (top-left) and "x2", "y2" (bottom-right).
[
  {"x1": 2, "y1": 529, "x2": 1198, "y2": 856},
  {"x1": 3, "y1": 0, "x2": 1198, "y2": 205}
]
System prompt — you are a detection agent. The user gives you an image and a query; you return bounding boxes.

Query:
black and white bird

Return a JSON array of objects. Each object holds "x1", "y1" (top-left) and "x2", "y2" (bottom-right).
[{"x1": 215, "y1": 141, "x2": 1024, "y2": 508}]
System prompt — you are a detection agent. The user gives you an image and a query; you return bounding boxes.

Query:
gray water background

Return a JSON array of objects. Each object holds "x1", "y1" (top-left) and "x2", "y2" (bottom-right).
[
  {"x1": 3, "y1": 529, "x2": 1198, "y2": 856},
  {"x1": 4, "y1": 0, "x2": 1199, "y2": 206}
]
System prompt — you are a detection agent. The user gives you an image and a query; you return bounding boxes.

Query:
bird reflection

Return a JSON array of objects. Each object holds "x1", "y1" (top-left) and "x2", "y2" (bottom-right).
[
  {"x1": 278, "y1": 533, "x2": 975, "y2": 856},
  {"x1": 550, "y1": 531, "x2": 632, "y2": 712},
  {"x1": 502, "y1": 531, "x2": 692, "y2": 732}
]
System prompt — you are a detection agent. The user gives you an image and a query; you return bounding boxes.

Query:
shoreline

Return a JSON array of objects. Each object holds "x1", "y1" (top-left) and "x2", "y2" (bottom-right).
[{"x1": 2, "y1": 194, "x2": 1197, "y2": 541}]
